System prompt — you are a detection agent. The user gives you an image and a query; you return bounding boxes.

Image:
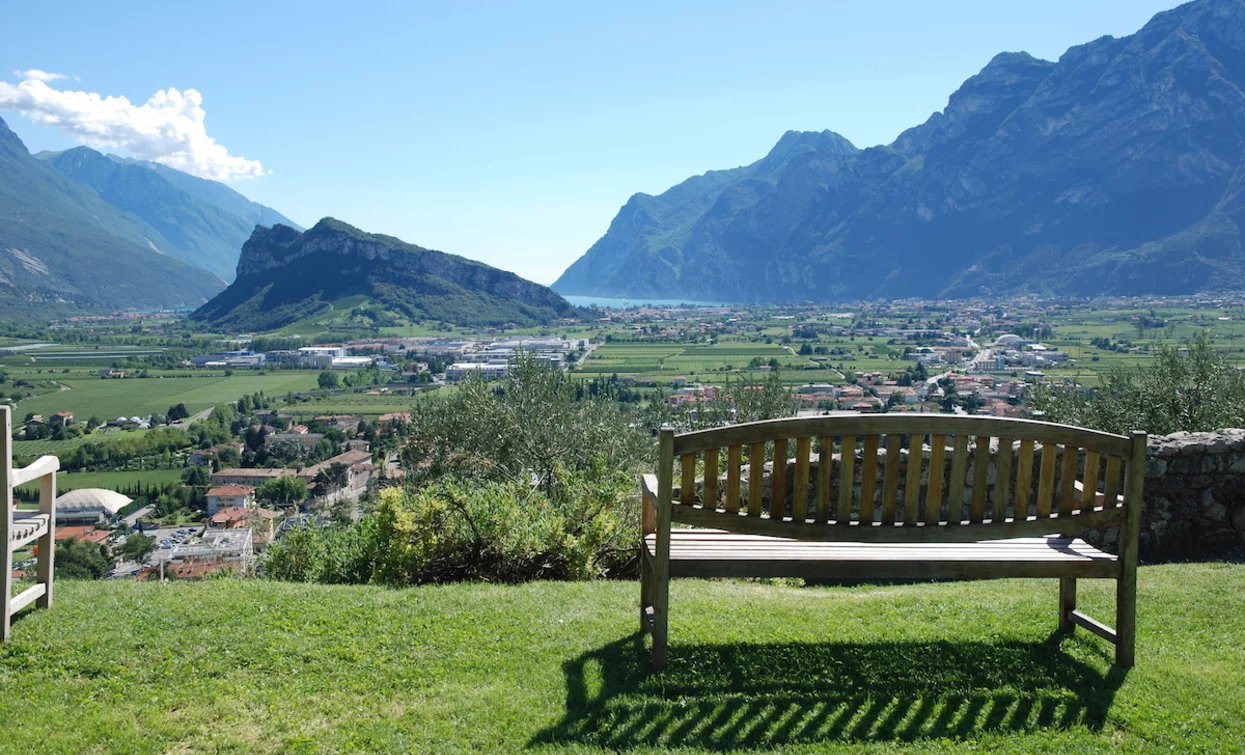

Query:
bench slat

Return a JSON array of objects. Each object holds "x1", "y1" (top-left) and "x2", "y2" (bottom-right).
[
  {"x1": 793, "y1": 437, "x2": 810, "y2": 521},
  {"x1": 772, "y1": 438, "x2": 788, "y2": 519},
  {"x1": 948, "y1": 435, "x2": 969, "y2": 524},
  {"x1": 816, "y1": 436, "x2": 832, "y2": 522},
  {"x1": 1037, "y1": 442, "x2": 1058, "y2": 518},
  {"x1": 1059, "y1": 445, "x2": 1079, "y2": 516},
  {"x1": 860, "y1": 435, "x2": 880, "y2": 523},
  {"x1": 748, "y1": 442, "x2": 765, "y2": 516},
  {"x1": 881, "y1": 435, "x2": 902, "y2": 526},
  {"x1": 672, "y1": 416, "x2": 1131, "y2": 457},
  {"x1": 703, "y1": 448, "x2": 719, "y2": 510},
  {"x1": 926, "y1": 435, "x2": 946, "y2": 524},
  {"x1": 971, "y1": 435, "x2": 990, "y2": 524},
  {"x1": 995, "y1": 437, "x2": 1014, "y2": 522},
  {"x1": 837, "y1": 435, "x2": 855, "y2": 523},
  {"x1": 669, "y1": 503, "x2": 1127, "y2": 542},
  {"x1": 681, "y1": 453, "x2": 696, "y2": 506},
  {"x1": 904, "y1": 436, "x2": 922, "y2": 525},
  {"x1": 1015, "y1": 439, "x2": 1035, "y2": 518},
  {"x1": 1103, "y1": 454, "x2": 1122, "y2": 511},
  {"x1": 1081, "y1": 450, "x2": 1101, "y2": 513},
  {"x1": 726, "y1": 445, "x2": 742, "y2": 514}
]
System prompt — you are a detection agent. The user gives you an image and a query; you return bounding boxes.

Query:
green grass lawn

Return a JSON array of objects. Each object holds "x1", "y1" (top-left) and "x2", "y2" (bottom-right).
[{"x1": 1, "y1": 564, "x2": 1240, "y2": 753}]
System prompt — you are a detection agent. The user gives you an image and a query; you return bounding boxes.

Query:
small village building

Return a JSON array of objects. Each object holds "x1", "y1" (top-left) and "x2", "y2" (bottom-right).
[{"x1": 205, "y1": 485, "x2": 255, "y2": 516}]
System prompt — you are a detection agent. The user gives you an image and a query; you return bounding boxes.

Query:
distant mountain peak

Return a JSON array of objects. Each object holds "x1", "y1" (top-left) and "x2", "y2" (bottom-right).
[{"x1": 767, "y1": 129, "x2": 858, "y2": 158}]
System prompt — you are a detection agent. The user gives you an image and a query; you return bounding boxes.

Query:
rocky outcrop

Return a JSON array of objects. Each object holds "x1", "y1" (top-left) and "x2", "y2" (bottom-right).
[
  {"x1": 555, "y1": 0, "x2": 1245, "y2": 302},
  {"x1": 193, "y1": 218, "x2": 579, "y2": 330}
]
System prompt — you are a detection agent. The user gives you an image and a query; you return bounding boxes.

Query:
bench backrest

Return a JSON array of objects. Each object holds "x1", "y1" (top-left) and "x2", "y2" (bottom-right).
[{"x1": 647, "y1": 415, "x2": 1146, "y2": 543}]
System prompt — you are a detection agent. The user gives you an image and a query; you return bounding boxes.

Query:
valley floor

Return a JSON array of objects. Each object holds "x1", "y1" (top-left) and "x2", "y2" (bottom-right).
[{"x1": 1, "y1": 565, "x2": 1241, "y2": 753}]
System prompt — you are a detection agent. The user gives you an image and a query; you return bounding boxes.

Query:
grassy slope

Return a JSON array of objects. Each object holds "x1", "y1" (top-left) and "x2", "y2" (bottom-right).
[{"x1": 1, "y1": 564, "x2": 1241, "y2": 753}]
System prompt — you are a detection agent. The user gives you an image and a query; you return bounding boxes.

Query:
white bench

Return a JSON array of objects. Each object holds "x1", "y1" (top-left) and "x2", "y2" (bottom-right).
[{"x1": 2, "y1": 405, "x2": 59, "y2": 640}]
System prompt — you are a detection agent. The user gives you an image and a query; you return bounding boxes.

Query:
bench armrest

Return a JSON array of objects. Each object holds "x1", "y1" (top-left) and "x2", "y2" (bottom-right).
[{"x1": 640, "y1": 474, "x2": 658, "y2": 534}]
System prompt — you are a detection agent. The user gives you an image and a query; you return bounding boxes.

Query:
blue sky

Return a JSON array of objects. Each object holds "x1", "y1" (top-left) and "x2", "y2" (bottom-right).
[{"x1": 1, "y1": 0, "x2": 1183, "y2": 284}]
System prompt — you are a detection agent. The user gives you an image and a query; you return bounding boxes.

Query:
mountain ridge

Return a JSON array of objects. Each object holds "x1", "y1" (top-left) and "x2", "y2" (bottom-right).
[{"x1": 554, "y1": 0, "x2": 1245, "y2": 302}]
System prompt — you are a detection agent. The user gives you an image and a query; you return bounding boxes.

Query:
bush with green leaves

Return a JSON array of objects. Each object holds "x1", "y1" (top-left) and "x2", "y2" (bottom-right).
[
  {"x1": 263, "y1": 467, "x2": 637, "y2": 584},
  {"x1": 54, "y1": 537, "x2": 112, "y2": 580},
  {"x1": 1030, "y1": 332, "x2": 1245, "y2": 434}
]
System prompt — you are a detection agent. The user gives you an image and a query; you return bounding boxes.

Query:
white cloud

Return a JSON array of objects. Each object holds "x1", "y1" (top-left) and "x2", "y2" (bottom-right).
[
  {"x1": 0, "y1": 71, "x2": 267, "y2": 180},
  {"x1": 13, "y1": 69, "x2": 66, "y2": 82}
]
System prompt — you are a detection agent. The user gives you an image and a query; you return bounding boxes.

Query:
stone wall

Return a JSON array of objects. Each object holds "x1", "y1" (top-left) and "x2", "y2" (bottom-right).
[{"x1": 1141, "y1": 430, "x2": 1245, "y2": 560}]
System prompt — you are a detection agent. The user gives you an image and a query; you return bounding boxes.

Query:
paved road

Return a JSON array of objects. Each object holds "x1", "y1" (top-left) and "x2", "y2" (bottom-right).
[
  {"x1": 122, "y1": 505, "x2": 154, "y2": 527},
  {"x1": 171, "y1": 406, "x2": 215, "y2": 428}
]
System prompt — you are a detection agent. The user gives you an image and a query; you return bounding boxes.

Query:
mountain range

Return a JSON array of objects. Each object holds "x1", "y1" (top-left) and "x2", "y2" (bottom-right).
[
  {"x1": 0, "y1": 116, "x2": 228, "y2": 317},
  {"x1": 554, "y1": 0, "x2": 1245, "y2": 302},
  {"x1": 37, "y1": 147, "x2": 299, "y2": 281},
  {"x1": 191, "y1": 218, "x2": 579, "y2": 331}
]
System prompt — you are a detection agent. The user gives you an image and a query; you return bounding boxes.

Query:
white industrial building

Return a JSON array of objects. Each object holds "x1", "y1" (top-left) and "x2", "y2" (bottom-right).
[
  {"x1": 54, "y1": 488, "x2": 132, "y2": 525},
  {"x1": 446, "y1": 362, "x2": 510, "y2": 381}
]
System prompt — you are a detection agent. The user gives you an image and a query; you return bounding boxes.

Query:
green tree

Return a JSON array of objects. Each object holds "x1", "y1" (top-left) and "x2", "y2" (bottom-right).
[
  {"x1": 54, "y1": 538, "x2": 113, "y2": 579},
  {"x1": 167, "y1": 403, "x2": 190, "y2": 421},
  {"x1": 1031, "y1": 332, "x2": 1245, "y2": 433},
  {"x1": 402, "y1": 352, "x2": 650, "y2": 493},
  {"x1": 318, "y1": 371, "x2": 341, "y2": 390},
  {"x1": 119, "y1": 533, "x2": 156, "y2": 563},
  {"x1": 257, "y1": 475, "x2": 309, "y2": 505}
]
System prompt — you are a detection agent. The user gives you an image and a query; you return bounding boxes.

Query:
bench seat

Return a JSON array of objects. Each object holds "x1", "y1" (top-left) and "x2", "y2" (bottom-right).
[{"x1": 646, "y1": 530, "x2": 1119, "y2": 579}]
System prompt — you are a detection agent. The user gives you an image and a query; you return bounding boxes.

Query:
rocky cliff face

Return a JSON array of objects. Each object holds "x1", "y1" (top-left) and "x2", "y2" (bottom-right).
[
  {"x1": 194, "y1": 218, "x2": 578, "y2": 330},
  {"x1": 554, "y1": 0, "x2": 1245, "y2": 302}
]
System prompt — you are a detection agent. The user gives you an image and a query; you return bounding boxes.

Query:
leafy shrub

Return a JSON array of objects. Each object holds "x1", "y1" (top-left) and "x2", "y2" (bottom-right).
[{"x1": 263, "y1": 468, "x2": 638, "y2": 585}]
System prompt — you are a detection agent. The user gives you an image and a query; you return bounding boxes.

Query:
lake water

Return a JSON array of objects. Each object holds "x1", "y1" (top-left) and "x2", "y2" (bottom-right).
[{"x1": 564, "y1": 295, "x2": 734, "y2": 309}]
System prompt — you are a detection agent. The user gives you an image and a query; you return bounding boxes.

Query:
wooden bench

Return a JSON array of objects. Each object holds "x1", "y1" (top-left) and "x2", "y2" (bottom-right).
[
  {"x1": 1, "y1": 405, "x2": 59, "y2": 641},
  {"x1": 639, "y1": 415, "x2": 1144, "y2": 670}
]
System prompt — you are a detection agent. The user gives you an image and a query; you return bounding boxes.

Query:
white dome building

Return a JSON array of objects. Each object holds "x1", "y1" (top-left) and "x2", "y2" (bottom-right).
[
  {"x1": 995, "y1": 334, "x2": 1026, "y2": 347},
  {"x1": 55, "y1": 488, "x2": 132, "y2": 525}
]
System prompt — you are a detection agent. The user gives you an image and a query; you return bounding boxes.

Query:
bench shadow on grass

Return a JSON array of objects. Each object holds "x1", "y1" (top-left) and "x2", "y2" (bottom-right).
[{"x1": 530, "y1": 633, "x2": 1126, "y2": 750}]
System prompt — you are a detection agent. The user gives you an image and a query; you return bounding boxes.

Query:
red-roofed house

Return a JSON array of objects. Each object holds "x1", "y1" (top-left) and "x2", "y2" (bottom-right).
[
  {"x1": 205, "y1": 485, "x2": 255, "y2": 516},
  {"x1": 54, "y1": 525, "x2": 112, "y2": 545}
]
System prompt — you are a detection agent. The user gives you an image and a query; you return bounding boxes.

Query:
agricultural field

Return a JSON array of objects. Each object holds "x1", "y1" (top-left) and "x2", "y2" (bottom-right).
[
  {"x1": 12, "y1": 428, "x2": 151, "y2": 457},
  {"x1": 16, "y1": 467, "x2": 184, "y2": 497},
  {"x1": 1022, "y1": 306, "x2": 1245, "y2": 383},
  {"x1": 7, "y1": 371, "x2": 323, "y2": 428},
  {"x1": 577, "y1": 336, "x2": 917, "y2": 386}
]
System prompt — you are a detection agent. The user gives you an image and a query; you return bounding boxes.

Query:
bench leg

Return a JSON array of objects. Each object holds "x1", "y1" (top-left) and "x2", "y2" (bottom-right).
[
  {"x1": 1058, "y1": 577, "x2": 1076, "y2": 633},
  {"x1": 639, "y1": 551, "x2": 653, "y2": 634},
  {"x1": 1117, "y1": 574, "x2": 1136, "y2": 668},
  {"x1": 652, "y1": 572, "x2": 669, "y2": 670},
  {"x1": 1, "y1": 543, "x2": 10, "y2": 643}
]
